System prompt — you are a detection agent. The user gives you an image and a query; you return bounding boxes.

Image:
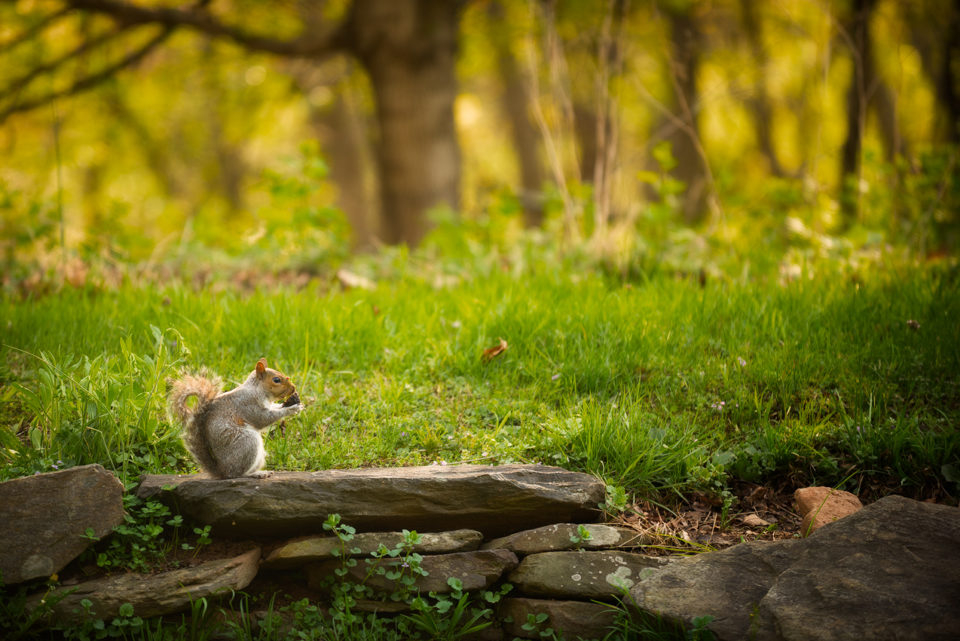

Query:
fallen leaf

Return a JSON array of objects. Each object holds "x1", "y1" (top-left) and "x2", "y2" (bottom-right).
[
  {"x1": 482, "y1": 337, "x2": 508, "y2": 362},
  {"x1": 740, "y1": 513, "x2": 770, "y2": 528},
  {"x1": 336, "y1": 269, "x2": 376, "y2": 290}
]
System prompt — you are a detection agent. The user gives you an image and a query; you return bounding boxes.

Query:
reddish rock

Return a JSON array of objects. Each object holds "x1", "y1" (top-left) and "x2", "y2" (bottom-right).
[{"x1": 794, "y1": 487, "x2": 862, "y2": 536}]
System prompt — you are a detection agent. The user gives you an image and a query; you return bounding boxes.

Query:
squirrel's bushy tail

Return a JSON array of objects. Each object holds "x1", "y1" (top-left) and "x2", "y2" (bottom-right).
[
  {"x1": 168, "y1": 374, "x2": 221, "y2": 426},
  {"x1": 168, "y1": 374, "x2": 223, "y2": 476}
]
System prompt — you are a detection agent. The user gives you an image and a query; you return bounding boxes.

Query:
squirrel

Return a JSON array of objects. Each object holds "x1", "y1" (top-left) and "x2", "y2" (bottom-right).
[{"x1": 168, "y1": 358, "x2": 303, "y2": 479}]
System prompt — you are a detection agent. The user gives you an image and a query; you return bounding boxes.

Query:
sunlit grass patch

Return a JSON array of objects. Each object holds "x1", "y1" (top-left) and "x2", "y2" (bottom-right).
[{"x1": 1, "y1": 265, "x2": 958, "y2": 503}]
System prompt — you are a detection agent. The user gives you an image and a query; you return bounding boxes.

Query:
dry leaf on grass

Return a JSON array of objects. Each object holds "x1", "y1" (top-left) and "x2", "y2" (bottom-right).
[
  {"x1": 336, "y1": 268, "x2": 376, "y2": 290},
  {"x1": 482, "y1": 337, "x2": 508, "y2": 362}
]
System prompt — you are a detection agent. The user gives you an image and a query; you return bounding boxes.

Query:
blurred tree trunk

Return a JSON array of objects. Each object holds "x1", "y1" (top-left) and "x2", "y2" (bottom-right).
[
  {"x1": 874, "y1": 81, "x2": 906, "y2": 162},
  {"x1": 904, "y1": 1, "x2": 960, "y2": 145},
  {"x1": 839, "y1": 0, "x2": 878, "y2": 224},
  {"x1": 663, "y1": 5, "x2": 709, "y2": 225},
  {"x1": 574, "y1": 102, "x2": 599, "y2": 188},
  {"x1": 488, "y1": 1, "x2": 544, "y2": 227},
  {"x1": 292, "y1": 62, "x2": 377, "y2": 249},
  {"x1": 637, "y1": 2, "x2": 710, "y2": 225},
  {"x1": 292, "y1": 6, "x2": 376, "y2": 248},
  {"x1": 351, "y1": 0, "x2": 462, "y2": 246},
  {"x1": 738, "y1": 0, "x2": 785, "y2": 177},
  {"x1": 939, "y1": 3, "x2": 960, "y2": 144},
  {"x1": 313, "y1": 90, "x2": 376, "y2": 249},
  {"x1": 199, "y1": 39, "x2": 246, "y2": 215}
]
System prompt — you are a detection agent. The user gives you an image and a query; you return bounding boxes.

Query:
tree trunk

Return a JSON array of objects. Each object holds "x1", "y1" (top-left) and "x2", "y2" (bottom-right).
[
  {"x1": 905, "y1": 1, "x2": 960, "y2": 145},
  {"x1": 574, "y1": 102, "x2": 599, "y2": 188},
  {"x1": 664, "y1": 6, "x2": 709, "y2": 225},
  {"x1": 292, "y1": 61, "x2": 377, "y2": 249},
  {"x1": 320, "y1": 90, "x2": 376, "y2": 249},
  {"x1": 200, "y1": 39, "x2": 246, "y2": 215},
  {"x1": 839, "y1": 0, "x2": 878, "y2": 223},
  {"x1": 739, "y1": 0, "x2": 785, "y2": 177},
  {"x1": 938, "y1": 6, "x2": 960, "y2": 145},
  {"x1": 349, "y1": 0, "x2": 462, "y2": 246}
]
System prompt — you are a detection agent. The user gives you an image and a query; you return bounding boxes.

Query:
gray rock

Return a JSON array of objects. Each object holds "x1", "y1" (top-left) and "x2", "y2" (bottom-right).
[
  {"x1": 629, "y1": 540, "x2": 798, "y2": 640},
  {"x1": 263, "y1": 529, "x2": 484, "y2": 569},
  {"x1": 29, "y1": 548, "x2": 261, "y2": 623},
  {"x1": 631, "y1": 495, "x2": 960, "y2": 641},
  {"x1": 137, "y1": 464, "x2": 603, "y2": 538},
  {"x1": 482, "y1": 523, "x2": 647, "y2": 555},
  {"x1": 758, "y1": 495, "x2": 960, "y2": 641},
  {"x1": 306, "y1": 549, "x2": 518, "y2": 594},
  {"x1": 508, "y1": 550, "x2": 667, "y2": 600},
  {"x1": 500, "y1": 597, "x2": 617, "y2": 640},
  {"x1": 0, "y1": 464, "x2": 124, "y2": 585}
]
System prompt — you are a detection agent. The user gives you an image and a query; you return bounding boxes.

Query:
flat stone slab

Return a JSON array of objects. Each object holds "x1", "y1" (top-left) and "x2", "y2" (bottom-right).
[
  {"x1": 263, "y1": 529, "x2": 483, "y2": 569},
  {"x1": 500, "y1": 597, "x2": 617, "y2": 640},
  {"x1": 29, "y1": 548, "x2": 261, "y2": 623},
  {"x1": 0, "y1": 464, "x2": 124, "y2": 585},
  {"x1": 138, "y1": 464, "x2": 604, "y2": 538},
  {"x1": 482, "y1": 523, "x2": 647, "y2": 555},
  {"x1": 509, "y1": 550, "x2": 668, "y2": 600},
  {"x1": 631, "y1": 495, "x2": 960, "y2": 641},
  {"x1": 306, "y1": 549, "x2": 519, "y2": 594}
]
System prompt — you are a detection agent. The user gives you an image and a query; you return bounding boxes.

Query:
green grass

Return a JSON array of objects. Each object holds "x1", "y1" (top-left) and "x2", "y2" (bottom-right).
[{"x1": 1, "y1": 264, "x2": 958, "y2": 502}]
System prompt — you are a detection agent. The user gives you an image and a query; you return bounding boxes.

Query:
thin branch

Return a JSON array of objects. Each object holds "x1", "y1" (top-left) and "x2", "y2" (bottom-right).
[
  {"x1": 2, "y1": 28, "x2": 126, "y2": 100},
  {"x1": 0, "y1": 25, "x2": 174, "y2": 125},
  {"x1": 592, "y1": 0, "x2": 627, "y2": 238},
  {"x1": 525, "y1": 0, "x2": 579, "y2": 243},
  {"x1": 541, "y1": 0, "x2": 580, "y2": 183},
  {"x1": 66, "y1": 0, "x2": 348, "y2": 58},
  {"x1": 0, "y1": 6, "x2": 72, "y2": 55},
  {"x1": 665, "y1": 65, "x2": 723, "y2": 222}
]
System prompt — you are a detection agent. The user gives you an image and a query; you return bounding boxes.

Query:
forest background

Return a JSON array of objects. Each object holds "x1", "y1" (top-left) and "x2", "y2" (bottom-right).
[
  {"x1": 2, "y1": 0, "x2": 958, "y2": 273},
  {"x1": 1, "y1": 0, "x2": 959, "y2": 509}
]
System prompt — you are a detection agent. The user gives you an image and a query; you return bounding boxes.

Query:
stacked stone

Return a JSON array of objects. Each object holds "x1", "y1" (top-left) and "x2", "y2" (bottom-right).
[{"x1": 3, "y1": 464, "x2": 959, "y2": 641}]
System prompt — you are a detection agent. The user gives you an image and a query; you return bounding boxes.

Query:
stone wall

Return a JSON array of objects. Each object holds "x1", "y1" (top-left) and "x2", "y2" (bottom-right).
[{"x1": 3, "y1": 464, "x2": 958, "y2": 641}]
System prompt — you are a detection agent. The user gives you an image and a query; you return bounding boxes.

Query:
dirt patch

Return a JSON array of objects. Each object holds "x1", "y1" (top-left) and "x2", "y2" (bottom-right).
[{"x1": 616, "y1": 481, "x2": 803, "y2": 554}]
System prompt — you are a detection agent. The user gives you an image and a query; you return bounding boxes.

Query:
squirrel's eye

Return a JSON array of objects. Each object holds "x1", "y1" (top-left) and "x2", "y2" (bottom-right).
[{"x1": 272, "y1": 377, "x2": 281, "y2": 383}]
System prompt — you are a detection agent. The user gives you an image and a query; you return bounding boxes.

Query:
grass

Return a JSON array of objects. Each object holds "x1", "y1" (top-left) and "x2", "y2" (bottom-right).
[{"x1": 2, "y1": 262, "x2": 958, "y2": 502}]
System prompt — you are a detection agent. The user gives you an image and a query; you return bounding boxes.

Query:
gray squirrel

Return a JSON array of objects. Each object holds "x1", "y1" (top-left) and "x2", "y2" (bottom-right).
[{"x1": 168, "y1": 358, "x2": 303, "y2": 479}]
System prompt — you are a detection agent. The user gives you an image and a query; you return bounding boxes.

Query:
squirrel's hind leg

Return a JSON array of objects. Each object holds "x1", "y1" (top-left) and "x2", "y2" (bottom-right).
[
  {"x1": 241, "y1": 431, "x2": 267, "y2": 477},
  {"x1": 211, "y1": 425, "x2": 267, "y2": 479}
]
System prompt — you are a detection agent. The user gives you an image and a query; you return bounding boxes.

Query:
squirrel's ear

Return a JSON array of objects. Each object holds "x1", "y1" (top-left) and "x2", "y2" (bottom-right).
[{"x1": 255, "y1": 359, "x2": 267, "y2": 377}]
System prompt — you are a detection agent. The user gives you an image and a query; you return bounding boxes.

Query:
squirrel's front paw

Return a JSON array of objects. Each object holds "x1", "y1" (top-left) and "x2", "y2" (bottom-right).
[{"x1": 284, "y1": 402, "x2": 303, "y2": 416}]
